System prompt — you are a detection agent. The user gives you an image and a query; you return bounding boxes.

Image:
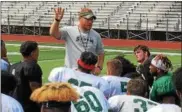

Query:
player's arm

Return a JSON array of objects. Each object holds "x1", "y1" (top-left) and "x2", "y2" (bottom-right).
[
  {"x1": 29, "y1": 82, "x2": 41, "y2": 91},
  {"x1": 28, "y1": 64, "x2": 43, "y2": 92},
  {"x1": 149, "y1": 84, "x2": 157, "y2": 102},
  {"x1": 50, "y1": 8, "x2": 64, "y2": 39},
  {"x1": 94, "y1": 34, "x2": 105, "y2": 75},
  {"x1": 97, "y1": 52, "x2": 104, "y2": 70}
]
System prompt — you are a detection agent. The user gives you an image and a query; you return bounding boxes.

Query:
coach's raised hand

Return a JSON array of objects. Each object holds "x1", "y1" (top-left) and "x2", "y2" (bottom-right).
[
  {"x1": 50, "y1": 8, "x2": 64, "y2": 39},
  {"x1": 54, "y1": 8, "x2": 64, "y2": 21}
]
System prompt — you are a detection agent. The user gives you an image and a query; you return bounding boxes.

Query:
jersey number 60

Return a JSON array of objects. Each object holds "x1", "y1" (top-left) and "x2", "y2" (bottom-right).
[{"x1": 73, "y1": 91, "x2": 103, "y2": 112}]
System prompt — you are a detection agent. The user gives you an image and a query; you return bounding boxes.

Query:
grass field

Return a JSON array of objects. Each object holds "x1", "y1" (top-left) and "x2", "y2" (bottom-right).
[{"x1": 6, "y1": 41, "x2": 181, "y2": 83}]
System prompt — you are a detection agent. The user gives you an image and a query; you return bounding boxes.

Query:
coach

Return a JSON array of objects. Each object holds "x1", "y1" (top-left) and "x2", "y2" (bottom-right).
[{"x1": 50, "y1": 7, "x2": 104, "y2": 75}]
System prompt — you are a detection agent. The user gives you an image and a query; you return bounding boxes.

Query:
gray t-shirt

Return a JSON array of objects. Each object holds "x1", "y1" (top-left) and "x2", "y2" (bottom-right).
[{"x1": 59, "y1": 26, "x2": 104, "y2": 68}]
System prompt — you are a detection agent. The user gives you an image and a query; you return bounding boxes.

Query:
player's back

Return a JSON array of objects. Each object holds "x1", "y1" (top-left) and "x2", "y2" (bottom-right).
[
  {"x1": 147, "y1": 104, "x2": 181, "y2": 112},
  {"x1": 102, "y1": 76, "x2": 131, "y2": 97},
  {"x1": 71, "y1": 86, "x2": 109, "y2": 112},
  {"x1": 108, "y1": 95, "x2": 158, "y2": 112},
  {"x1": 48, "y1": 67, "x2": 110, "y2": 97},
  {"x1": 2, "y1": 93, "x2": 24, "y2": 112}
]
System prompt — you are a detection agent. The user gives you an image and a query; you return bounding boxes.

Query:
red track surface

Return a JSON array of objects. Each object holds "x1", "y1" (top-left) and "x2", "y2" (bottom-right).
[{"x1": 2, "y1": 34, "x2": 181, "y2": 50}]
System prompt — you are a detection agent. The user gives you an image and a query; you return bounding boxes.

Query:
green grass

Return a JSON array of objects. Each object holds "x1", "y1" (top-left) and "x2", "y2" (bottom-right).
[{"x1": 6, "y1": 42, "x2": 181, "y2": 83}]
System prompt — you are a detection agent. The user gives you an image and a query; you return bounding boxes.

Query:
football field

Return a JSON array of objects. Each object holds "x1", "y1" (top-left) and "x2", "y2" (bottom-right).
[{"x1": 6, "y1": 41, "x2": 181, "y2": 83}]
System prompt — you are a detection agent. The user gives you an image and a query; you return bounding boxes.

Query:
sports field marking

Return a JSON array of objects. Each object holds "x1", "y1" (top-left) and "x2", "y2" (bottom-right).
[
  {"x1": 38, "y1": 59, "x2": 64, "y2": 62},
  {"x1": 39, "y1": 59, "x2": 180, "y2": 67},
  {"x1": 7, "y1": 52, "x2": 20, "y2": 55},
  {"x1": 7, "y1": 49, "x2": 58, "y2": 55},
  {"x1": 6, "y1": 43, "x2": 181, "y2": 56}
]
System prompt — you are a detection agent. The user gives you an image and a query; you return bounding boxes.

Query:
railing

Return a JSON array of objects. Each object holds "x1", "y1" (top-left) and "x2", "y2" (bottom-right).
[{"x1": 1, "y1": 12, "x2": 181, "y2": 41}]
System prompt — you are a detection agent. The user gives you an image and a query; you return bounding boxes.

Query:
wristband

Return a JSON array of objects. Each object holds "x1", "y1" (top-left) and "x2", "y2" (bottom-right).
[
  {"x1": 97, "y1": 66, "x2": 103, "y2": 70},
  {"x1": 55, "y1": 18, "x2": 60, "y2": 22}
]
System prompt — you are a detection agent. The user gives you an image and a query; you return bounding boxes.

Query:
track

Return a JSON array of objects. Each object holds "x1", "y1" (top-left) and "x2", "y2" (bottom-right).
[{"x1": 2, "y1": 34, "x2": 181, "y2": 50}]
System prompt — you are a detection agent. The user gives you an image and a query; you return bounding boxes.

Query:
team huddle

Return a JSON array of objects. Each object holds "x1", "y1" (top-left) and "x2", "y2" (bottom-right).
[
  {"x1": 46, "y1": 49, "x2": 182, "y2": 112},
  {"x1": 1, "y1": 7, "x2": 182, "y2": 112},
  {"x1": 2, "y1": 40, "x2": 182, "y2": 112}
]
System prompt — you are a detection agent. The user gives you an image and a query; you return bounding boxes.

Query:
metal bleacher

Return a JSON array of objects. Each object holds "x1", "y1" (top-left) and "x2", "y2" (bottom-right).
[{"x1": 1, "y1": 1, "x2": 181, "y2": 32}]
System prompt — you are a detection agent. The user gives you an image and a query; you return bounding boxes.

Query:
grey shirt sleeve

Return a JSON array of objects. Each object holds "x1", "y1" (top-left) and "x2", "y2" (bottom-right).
[{"x1": 59, "y1": 26, "x2": 69, "y2": 40}]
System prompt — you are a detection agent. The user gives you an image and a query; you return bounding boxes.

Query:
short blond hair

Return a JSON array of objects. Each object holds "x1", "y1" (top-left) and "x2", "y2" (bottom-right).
[
  {"x1": 107, "y1": 59, "x2": 122, "y2": 76},
  {"x1": 30, "y1": 82, "x2": 79, "y2": 103},
  {"x1": 127, "y1": 79, "x2": 147, "y2": 97}
]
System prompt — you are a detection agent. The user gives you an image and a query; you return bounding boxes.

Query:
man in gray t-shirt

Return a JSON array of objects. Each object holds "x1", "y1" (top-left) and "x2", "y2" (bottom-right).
[{"x1": 50, "y1": 7, "x2": 104, "y2": 75}]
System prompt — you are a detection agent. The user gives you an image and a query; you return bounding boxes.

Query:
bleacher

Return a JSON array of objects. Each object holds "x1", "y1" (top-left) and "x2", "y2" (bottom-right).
[{"x1": 1, "y1": 1, "x2": 181, "y2": 32}]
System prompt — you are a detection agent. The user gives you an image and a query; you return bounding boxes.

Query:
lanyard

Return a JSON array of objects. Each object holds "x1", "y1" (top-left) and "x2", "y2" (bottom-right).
[{"x1": 78, "y1": 26, "x2": 91, "y2": 51}]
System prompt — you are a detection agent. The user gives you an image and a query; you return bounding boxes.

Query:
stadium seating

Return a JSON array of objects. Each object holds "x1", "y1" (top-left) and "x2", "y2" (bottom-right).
[{"x1": 1, "y1": 1, "x2": 181, "y2": 32}]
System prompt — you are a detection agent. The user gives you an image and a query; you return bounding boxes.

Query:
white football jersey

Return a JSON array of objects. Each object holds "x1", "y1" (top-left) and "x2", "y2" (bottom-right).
[
  {"x1": 2, "y1": 93, "x2": 24, "y2": 112},
  {"x1": 108, "y1": 95, "x2": 159, "y2": 112},
  {"x1": 147, "y1": 104, "x2": 181, "y2": 112},
  {"x1": 102, "y1": 76, "x2": 131, "y2": 97},
  {"x1": 71, "y1": 86, "x2": 109, "y2": 112},
  {"x1": 48, "y1": 67, "x2": 110, "y2": 98}
]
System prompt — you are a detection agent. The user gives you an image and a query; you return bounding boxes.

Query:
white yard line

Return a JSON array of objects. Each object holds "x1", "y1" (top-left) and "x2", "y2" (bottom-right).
[
  {"x1": 7, "y1": 52, "x2": 21, "y2": 55},
  {"x1": 38, "y1": 59, "x2": 64, "y2": 62},
  {"x1": 7, "y1": 43, "x2": 181, "y2": 56}
]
